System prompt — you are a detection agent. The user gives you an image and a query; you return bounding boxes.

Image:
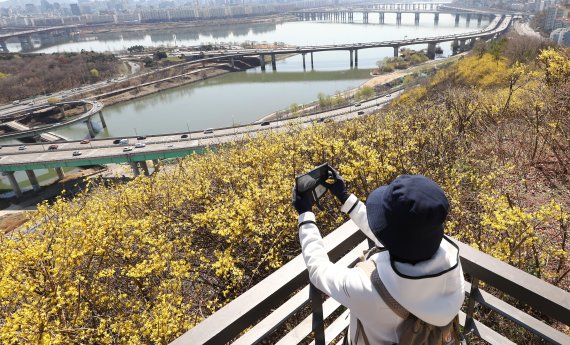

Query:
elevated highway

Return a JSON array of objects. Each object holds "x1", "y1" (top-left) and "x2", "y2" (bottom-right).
[
  {"x1": 0, "y1": 90, "x2": 403, "y2": 197},
  {"x1": 0, "y1": 100, "x2": 105, "y2": 141}
]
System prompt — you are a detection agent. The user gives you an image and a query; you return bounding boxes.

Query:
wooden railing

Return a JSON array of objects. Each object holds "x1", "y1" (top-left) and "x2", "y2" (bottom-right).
[{"x1": 170, "y1": 221, "x2": 570, "y2": 345}]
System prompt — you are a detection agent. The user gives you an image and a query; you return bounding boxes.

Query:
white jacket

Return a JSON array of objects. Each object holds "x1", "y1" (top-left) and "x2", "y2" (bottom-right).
[{"x1": 298, "y1": 194, "x2": 465, "y2": 345}]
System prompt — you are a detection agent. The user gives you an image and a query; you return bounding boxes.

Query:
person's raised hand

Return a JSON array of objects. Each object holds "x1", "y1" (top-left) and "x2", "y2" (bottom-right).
[
  {"x1": 292, "y1": 186, "x2": 314, "y2": 215},
  {"x1": 325, "y1": 166, "x2": 350, "y2": 204}
]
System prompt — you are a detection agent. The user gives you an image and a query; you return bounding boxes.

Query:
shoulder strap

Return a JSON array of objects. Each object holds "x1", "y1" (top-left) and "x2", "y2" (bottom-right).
[
  {"x1": 358, "y1": 246, "x2": 386, "y2": 262},
  {"x1": 357, "y1": 260, "x2": 410, "y2": 319}
]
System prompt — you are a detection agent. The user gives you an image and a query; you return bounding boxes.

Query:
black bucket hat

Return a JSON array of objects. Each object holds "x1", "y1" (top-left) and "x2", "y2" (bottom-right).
[{"x1": 366, "y1": 175, "x2": 449, "y2": 263}]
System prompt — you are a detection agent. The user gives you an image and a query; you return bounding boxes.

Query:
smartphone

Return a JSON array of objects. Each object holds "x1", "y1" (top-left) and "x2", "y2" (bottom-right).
[{"x1": 295, "y1": 163, "x2": 331, "y2": 208}]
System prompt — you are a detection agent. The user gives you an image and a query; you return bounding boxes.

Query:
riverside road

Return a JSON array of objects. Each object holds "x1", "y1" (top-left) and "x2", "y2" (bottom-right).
[{"x1": 0, "y1": 90, "x2": 403, "y2": 172}]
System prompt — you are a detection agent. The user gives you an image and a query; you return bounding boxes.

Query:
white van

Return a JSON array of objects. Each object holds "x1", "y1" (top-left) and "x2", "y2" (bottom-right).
[{"x1": 119, "y1": 138, "x2": 129, "y2": 145}]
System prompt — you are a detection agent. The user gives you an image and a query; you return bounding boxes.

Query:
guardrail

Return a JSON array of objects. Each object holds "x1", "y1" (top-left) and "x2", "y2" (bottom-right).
[{"x1": 170, "y1": 221, "x2": 570, "y2": 345}]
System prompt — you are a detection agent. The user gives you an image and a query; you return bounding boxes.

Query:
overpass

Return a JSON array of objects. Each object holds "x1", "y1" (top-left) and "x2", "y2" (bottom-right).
[
  {"x1": 0, "y1": 90, "x2": 403, "y2": 197},
  {"x1": 0, "y1": 100, "x2": 105, "y2": 141},
  {"x1": 0, "y1": 25, "x2": 80, "y2": 53},
  {"x1": 3, "y1": 121, "x2": 66, "y2": 142}
]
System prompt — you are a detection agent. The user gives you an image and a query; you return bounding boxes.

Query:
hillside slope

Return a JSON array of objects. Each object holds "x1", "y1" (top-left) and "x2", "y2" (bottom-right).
[{"x1": 0, "y1": 42, "x2": 568, "y2": 344}]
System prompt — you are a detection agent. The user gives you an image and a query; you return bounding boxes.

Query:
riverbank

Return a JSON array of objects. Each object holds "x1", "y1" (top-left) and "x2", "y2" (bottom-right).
[
  {"x1": 95, "y1": 52, "x2": 295, "y2": 108},
  {"x1": 363, "y1": 53, "x2": 465, "y2": 89},
  {"x1": 257, "y1": 54, "x2": 465, "y2": 123},
  {"x1": 82, "y1": 14, "x2": 296, "y2": 35},
  {"x1": 98, "y1": 64, "x2": 230, "y2": 107}
]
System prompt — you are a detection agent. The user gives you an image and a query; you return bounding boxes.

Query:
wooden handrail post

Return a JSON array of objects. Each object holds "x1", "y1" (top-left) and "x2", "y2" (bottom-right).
[
  {"x1": 465, "y1": 277, "x2": 480, "y2": 335},
  {"x1": 310, "y1": 283, "x2": 325, "y2": 345}
]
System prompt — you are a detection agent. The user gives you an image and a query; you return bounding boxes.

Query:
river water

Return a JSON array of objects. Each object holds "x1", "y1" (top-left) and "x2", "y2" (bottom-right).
[{"x1": 1, "y1": 14, "x2": 488, "y2": 193}]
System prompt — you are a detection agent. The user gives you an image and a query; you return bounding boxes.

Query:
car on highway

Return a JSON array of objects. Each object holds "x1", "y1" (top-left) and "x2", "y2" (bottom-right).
[
  {"x1": 385, "y1": 93, "x2": 391, "y2": 97},
  {"x1": 357, "y1": 111, "x2": 364, "y2": 115},
  {"x1": 203, "y1": 128, "x2": 214, "y2": 134},
  {"x1": 354, "y1": 103, "x2": 361, "y2": 107},
  {"x1": 18, "y1": 145, "x2": 26, "y2": 150},
  {"x1": 48, "y1": 144, "x2": 58, "y2": 150},
  {"x1": 123, "y1": 146, "x2": 133, "y2": 152},
  {"x1": 12, "y1": 100, "x2": 20, "y2": 105},
  {"x1": 260, "y1": 121, "x2": 271, "y2": 126},
  {"x1": 113, "y1": 139, "x2": 121, "y2": 144},
  {"x1": 167, "y1": 144, "x2": 174, "y2": 148},
  {"x1": 135, "y1": 143, "x2": 146, "y2": 148},
  {"x1": 80, "y1": 139, "x2": 90, "y2": 144},
  {"x1": 180, "y1": 134, "x2": 189, "y2": 139},
  {"x1": 72, "y1": 151, "x2": 82, "y2": 156},
  {"x1": 137, "y1": 136, "x2": 147, "y2": 140}
]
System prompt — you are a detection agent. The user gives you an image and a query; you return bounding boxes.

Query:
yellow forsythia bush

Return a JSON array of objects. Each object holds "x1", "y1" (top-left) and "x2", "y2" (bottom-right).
[{"x1": 0, "y1": 48, "x2": 568, "y2": 344}]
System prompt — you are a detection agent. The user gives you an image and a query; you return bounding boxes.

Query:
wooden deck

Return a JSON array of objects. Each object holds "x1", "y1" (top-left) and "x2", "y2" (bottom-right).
[{"x1": 171, "y1": 220, "x2": 570, "y2": 345}]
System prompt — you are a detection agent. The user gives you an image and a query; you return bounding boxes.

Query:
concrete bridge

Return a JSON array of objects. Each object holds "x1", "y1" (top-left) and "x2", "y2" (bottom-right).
[
  {"x1": 192, "y1": 15, "x2": 510, "y2": 70},
  {"x1": 293, "y1": 3, "x2": 496, "y2": 26},
  {"x1": 0, "y1": 100, "x2": 105, "y2": 141},
  {"x1": 3, "y1": 121, "x2": 67, "y2": 142},
  {"x1": 0, "y1": 25, "x2": 80, "y2": 53}
]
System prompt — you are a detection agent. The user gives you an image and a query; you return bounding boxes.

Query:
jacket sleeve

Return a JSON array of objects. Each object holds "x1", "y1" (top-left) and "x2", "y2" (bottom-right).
[
  {"x1": 298, "y1": 212, "x2": 367, "y2": 308},
  {"x1": 340, "y1": 194, "x2": 382, "y2": 247}
]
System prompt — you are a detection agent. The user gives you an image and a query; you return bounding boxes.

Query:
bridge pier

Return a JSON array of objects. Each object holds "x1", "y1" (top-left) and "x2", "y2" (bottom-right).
[
  {"x1": 478, "y1": 14, "x2": 482, "y2": 26},
  {"x1": 379, "y1": 12, "x2": 384, "y2": 24},
  {"x1": 311, "y1": 52, "x2": 314, "y2": 70},
  {"x1": 455, "y1": 14, "x2": 460, "y2": 26},
  {"x1": 25, "y1": 170, "x2": 41, "y2": 192},
  {"x1": 451, "y1": 39, "x2": 460, "y2": 55},
  {"x1": 230, "y1": 57, "x2": 234, "y2": 68},
  {"x1": 0, "y1": 40, "x2": 8, "y2": 53},
  {"x1": 98, "y1": 111, "x2": 107, "y2": 128},
  {"x1": 83, "y1": 103, "x2": 88, "y2": 112},
  {"x1": 18, "y1": 35, "x2": 33, "y2": 51},
  {"x1": 415, "y1": 12, "x2": 420, "y2": 25},
  {"x1": 354, "y1": 49, "x2": 358, "y2": 67},
  {"x1": 393, "y1": 46, "x2": 399, "y2": 58},
  {"x1": 259, "y1": 54, "x2": 265, "y2": 71},
  {"x1": 130, "y1": 161, "x2": 140, "y2": 177},
  {"x1": 302, "y1": 53, "x2": 306, "y2": 70},
  {"x1": 271, "y1": 54, "x2": 276, "y2": 71},
  {"x1": 466, "y1": 14, "x2": 471, "y2": 26},
  {"x1": 434, "y1": 13, "x2": 439, "y2": 25},
  {"x1": 427, "y1": 42, "x2": 437, "y2": 60},
  {"x1": 55, "y1": 167, "x2": 65, "y2": 180},
  {"x1": 460, "y1": 39, "x2": 467, "y2": 52},
  {"x1": 396, "y1": 12, "x2": 402, "y2": 25},
  {"x1": 139, "y1": 161, "x2": 150, "y2": 176},
  {"x1": 3, "y1": 172, "x2": 22, "y2": 198},
  {"x1": 152, "y1": 159, "x2": 160, "y2": 172},
  {"x1": 86, "y1": 118, "x2": 96, "y2": 138},
  {"x1": 363, "y1": 12, "x2": 368, "y2": 24},
  {"x1": 349, "y1": 49, "x2": 353, "y2": 68},
  {"x1": 59, "y1": 105, "x2": 65, "y2": 118}
]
